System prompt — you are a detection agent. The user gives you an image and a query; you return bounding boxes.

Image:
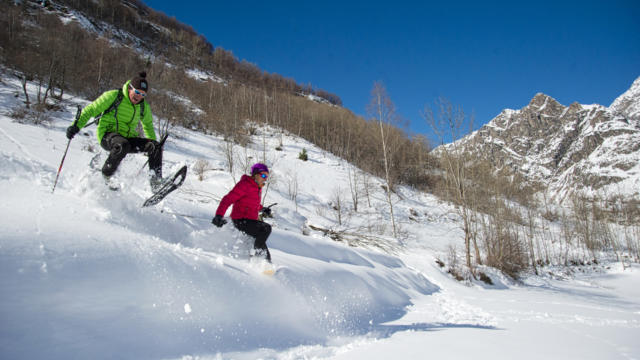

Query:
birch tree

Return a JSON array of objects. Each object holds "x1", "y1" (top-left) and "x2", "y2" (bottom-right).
[{"x1": 367, "y1": 81, "x2": 398, "y2": 237}]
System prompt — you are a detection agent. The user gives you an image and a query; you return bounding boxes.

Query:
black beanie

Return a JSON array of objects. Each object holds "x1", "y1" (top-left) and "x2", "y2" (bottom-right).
[{"x1": 131, "y1": 71, "x2": 149, "y2": 91}]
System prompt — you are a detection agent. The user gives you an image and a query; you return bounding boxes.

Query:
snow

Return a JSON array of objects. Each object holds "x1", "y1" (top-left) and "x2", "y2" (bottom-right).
[
  {"x1": 297, "y1": 92, "x2": 332, "y2": 105},
  {"x1": 164, "y1": 90, "x2": 206, "y2": 116},
  {"x1": 185, "y1": 69, "x2": 226, "y2": 84},
  {"x1": 1, "y1": 75, "x2": 640, "y2": 359},
  {"x1": 610, "y1": 76, "x2": 640, "y2": 120}
]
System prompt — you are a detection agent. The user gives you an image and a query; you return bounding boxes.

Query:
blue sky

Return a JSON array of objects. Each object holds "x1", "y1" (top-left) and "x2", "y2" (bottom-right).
[{"x1": 145, "y1": 0, "x2": 639, "y2": 143}]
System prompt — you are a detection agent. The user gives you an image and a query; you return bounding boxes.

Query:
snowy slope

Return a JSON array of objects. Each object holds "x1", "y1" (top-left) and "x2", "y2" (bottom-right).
[{"x1": 1, "y1": 76, "x2": 640, "y2": 359}]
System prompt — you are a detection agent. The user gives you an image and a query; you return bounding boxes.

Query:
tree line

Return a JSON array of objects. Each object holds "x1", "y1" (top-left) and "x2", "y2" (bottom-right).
[{"x1": 52, "y1": 0, "x2": 342, "y2": 106}]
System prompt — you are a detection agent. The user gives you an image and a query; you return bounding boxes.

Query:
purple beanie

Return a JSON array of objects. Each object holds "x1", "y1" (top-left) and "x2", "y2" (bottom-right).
[{"x1": 251, "y1": 163, "x2": 269, "y2": 175}]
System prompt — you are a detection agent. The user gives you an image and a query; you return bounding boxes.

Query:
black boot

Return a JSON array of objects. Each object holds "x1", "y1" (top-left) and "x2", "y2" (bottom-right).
[{"x1": 149, "y1": 171, "x2": 164, "y2": 192}]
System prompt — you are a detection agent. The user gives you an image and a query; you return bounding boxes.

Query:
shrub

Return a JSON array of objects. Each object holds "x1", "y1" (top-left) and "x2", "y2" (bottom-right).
[
  {"x1": 193, "y1": 159, "x2": 210, "y2": 181},
  {"x1": 298, "y1": 148, "x2": 308, "y2": 161},
  {"x1": 10, "y1": 105, "x2": 52, "y2": 126}
]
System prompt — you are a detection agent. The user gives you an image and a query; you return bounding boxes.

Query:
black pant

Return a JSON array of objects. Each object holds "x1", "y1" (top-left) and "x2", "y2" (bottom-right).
[
  {"x1": 100, "y1": 133, "x2": 162, "y2": 177},
  {"x1": 233, "y1": 219, "x2": 272, "y2": 262}
]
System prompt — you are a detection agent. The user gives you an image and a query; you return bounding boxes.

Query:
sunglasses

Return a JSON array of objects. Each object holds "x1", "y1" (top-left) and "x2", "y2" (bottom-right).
[
  {"x1": 129, "y1": 84, "x2": 147, "y2": 97},
  {"x1": 260, "y1": 173, "x2": 268, "y2": 179}
]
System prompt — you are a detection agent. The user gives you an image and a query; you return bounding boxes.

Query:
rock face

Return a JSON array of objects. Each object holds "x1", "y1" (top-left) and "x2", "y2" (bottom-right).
[{"x1": 444, "y1": 77, "x2": 640, "y2": 202}]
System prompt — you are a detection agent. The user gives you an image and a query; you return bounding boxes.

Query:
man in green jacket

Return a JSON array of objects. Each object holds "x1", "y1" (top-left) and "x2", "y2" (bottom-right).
[{"x1": 66, "y1": 72, "x2": 163, "y2": 189}]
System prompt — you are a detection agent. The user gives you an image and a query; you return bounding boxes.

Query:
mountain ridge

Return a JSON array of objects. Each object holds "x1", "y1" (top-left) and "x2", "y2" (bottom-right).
[{"x1": 446, "y1": 76, "x2": 640, "y2": 201}]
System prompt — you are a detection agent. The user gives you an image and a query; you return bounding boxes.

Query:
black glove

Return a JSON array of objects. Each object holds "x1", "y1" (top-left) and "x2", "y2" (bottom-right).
[
  {"x1": 143, "y1": 141, "x2": 156, "y2": 155},
  {"x1": 212, "y1": 215, "x2": 227, "y2": 228},
  {"x1": 260, "y1": 207, "x2": 272, "y2": 217},
  {"x1": 66, "y1": 125, "x2": 80, "y2": 140}
]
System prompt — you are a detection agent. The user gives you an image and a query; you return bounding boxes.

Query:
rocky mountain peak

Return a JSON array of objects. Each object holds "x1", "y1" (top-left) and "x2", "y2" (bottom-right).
[
  {"x1": 529, "y1": 92, "x2": 556, "y2": 108},
  {"x1": 610, "y1": 76, "x2": 640, "y2": 121},
  {"x1": 444, "y1": 78, "x2": 640, "y2": 202},
  {"x1": 523, "y1": 93, "x2": 568, "y2": 124}
]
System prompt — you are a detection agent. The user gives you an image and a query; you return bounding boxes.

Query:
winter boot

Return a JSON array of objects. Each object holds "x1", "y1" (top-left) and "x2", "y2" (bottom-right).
[{"x1": 149, "y1": 174, "x2": 163, "y2": 192}]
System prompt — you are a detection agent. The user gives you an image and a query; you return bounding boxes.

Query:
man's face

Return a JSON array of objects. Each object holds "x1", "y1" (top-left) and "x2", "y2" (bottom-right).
[{"x1": 128, "y1": 84, "x2": 146, "y2": 104}]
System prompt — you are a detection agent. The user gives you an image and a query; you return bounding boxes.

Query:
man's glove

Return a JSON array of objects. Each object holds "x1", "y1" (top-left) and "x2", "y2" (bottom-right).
[
  {"x1": 66, "y1": 125, "x2": 80, "y2": 140},
  {"x1": 212, "y1": 215, "x2": 227, "y2": 228},
  {"x1": 143, "y1": 141, "x2": 156, "y2": 155},
  {"x1": 260, "y1": 207, "x2": 272, "y2": 217}
]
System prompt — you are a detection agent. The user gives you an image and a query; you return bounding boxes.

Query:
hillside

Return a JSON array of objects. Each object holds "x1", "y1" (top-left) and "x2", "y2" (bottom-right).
[
  {"x1": 46, "y1": 0, "x2": 341, "y2": 105},
  {"x1": 2, "y1": 71, "x2": 640, "y2": 359},
  {"x1": 0, "y1": 0, "x2": 432, "y2": 191}
]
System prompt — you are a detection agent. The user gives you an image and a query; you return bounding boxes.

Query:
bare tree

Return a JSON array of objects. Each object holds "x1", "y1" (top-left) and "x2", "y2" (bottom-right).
[
  {"x1": 223, "y1": 139, "x2": 234, "y2": 176},
  {"x1": 20, "y1": 75, "x2": 31, "y2": 108},
  {"x1": 193, "y1": 159, "x2": 210, "y2": 181},
  {"x1": 367, "y1": 81, "x2": 398, "y2": 237},
  {"x1": 423, "y1": 97, "x2": 478, "y2": 275},
  {"x1": 347, "y1": 164, "x2": 360, "y2": 213},
  {"x1": 331, "y1": 186, "x2": 345, "y2": 226},
  {"x1": 525, "y1": 204, "x2": 539, "y2": 275}
]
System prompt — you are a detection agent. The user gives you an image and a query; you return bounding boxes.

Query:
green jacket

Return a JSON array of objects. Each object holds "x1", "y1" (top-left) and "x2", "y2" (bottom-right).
[{"x1": 76, "y1": 80, "x2": 156, "y2": 143}]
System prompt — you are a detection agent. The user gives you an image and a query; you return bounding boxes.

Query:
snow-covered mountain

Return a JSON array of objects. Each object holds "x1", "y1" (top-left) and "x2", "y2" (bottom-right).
[
  {"x1": 445, "y1": 77, "x2": 640, "y2": 202},
  {"x1": 611, "y1": 77, "x2": 640, "y2": 121}
]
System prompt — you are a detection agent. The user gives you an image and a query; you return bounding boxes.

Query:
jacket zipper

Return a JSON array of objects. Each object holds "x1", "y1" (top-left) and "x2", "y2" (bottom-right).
[{"x1": 127, "y1": 105, "x2": 136, "y2": 137}]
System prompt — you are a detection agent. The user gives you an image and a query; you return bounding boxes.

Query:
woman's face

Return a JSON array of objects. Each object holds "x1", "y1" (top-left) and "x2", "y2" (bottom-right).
[{"x1": 253, "y1": 172, "x2": 268, "y2": 188}]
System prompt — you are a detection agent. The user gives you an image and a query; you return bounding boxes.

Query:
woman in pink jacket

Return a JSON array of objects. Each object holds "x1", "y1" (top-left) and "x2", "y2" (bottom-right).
[{"x1": 212, "y1": 163, "x2": 272, "y2": 262}]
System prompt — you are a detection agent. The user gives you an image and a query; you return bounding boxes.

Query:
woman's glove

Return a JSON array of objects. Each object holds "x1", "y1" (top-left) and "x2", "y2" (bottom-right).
[{"x1": 212, "y1": 215, "x2": 227, "y2": 228}]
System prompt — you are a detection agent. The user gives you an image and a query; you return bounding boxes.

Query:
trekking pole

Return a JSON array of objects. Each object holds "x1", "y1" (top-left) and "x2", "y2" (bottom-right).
[
  {"x1": 52, "y1": 105, "x2": 82, "y2": 193},
  {"x1": 259, "y1": 202, "x2": 277, "y2": 221},
  {"x1": 264, "y1": 202, "x2": 278, "y2": 210}
]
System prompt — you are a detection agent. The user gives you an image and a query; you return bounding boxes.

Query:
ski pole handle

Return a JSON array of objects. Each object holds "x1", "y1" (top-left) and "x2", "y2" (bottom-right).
[
  {"x1": 137, "y1": 132, "x2": 169, "y2": 176},
  {"x1": 72, "y1": 104, "x2": 82, "y2": 126},
  {"x1": 74, "y1": 104, "x2": 101, "y2": 128}
]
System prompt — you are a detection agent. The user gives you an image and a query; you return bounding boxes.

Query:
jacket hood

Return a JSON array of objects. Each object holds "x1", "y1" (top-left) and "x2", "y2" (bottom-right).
[
  {"x1": 121, "y1": 80, "x2": 132, "y2": 105},
  {"x1": 240, "y1": 174, "x2": 259, "y2": 188}
]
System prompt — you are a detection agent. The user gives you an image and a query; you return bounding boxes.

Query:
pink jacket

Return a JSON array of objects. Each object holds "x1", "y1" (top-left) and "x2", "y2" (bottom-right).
[{"x1": 215, "y1": 175, "x2": 263, "y2": 220}]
